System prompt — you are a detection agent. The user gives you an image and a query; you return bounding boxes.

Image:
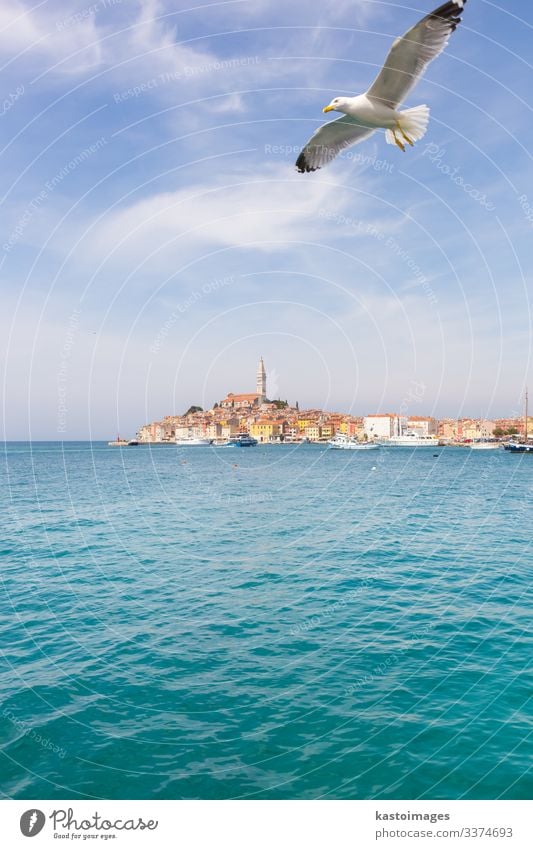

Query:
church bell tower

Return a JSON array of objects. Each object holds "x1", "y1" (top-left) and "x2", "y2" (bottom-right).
[{"x1": 256, "y1": 357, "x2": 267, "y2": 402}]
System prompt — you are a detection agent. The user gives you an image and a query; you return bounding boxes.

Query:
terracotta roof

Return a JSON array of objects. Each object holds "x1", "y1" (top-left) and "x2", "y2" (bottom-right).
[{"x1": 222, "y1": 393, "x2": 261, "y2": 402}]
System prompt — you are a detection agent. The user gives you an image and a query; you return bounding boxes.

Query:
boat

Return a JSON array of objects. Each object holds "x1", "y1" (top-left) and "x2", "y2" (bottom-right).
[
  {"x1": 127, "y1": 439, "x2": 139, "y2": 446},
  {"x1": 223, "y1": 432, "x2": 258, "y2": 447},
  {"x1": 503, "y1": 389, "x2": 533, "y2": 454},
  {"x1": 175, "y1": 437, "x2": 212, "y2": 446},
  {"x1": 108, "y1": 434, "x2": 129, "y2": 446},
  {"x1": 504, "y1": 442, "x2": 533, "y2": 453},
  {"x1": 328, "y1": 433, "x2": 379, "y2": 450},
  {"x1": 385, "y1": 431, "x2": 439, "y2": 447},
  {"x1": 469, "y1": 441, "x2": 501, "y2": 450}
]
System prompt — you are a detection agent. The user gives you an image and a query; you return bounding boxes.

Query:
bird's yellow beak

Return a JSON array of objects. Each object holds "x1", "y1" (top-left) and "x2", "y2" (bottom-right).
[{"x1": 323, "y1": 104, "x2": 335, "y2": 113}]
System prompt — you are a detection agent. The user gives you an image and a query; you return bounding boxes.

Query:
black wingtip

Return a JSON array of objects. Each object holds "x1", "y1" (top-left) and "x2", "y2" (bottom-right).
[
  {"x1": 431, "y1": 0, "x2": 467, "y2": 23},
  {"x1": 295, "y1": 152, "x2": 320, "y2": 173},
  {"x1": 295, "y1": 152, "x2": 306, "y2": 173}
]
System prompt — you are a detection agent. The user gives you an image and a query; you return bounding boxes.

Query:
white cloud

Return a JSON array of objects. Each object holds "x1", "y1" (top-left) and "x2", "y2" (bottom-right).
[
  {"x1": 226, "y1": 0, "x2": 378, "y2": 25},
  {"x1": 0, "y1": 0, "x2": 230, "y2": 85},
  {"x1": 84, "y1": 163, "x2": 356, "y2": 264},
  {"x1": 0, "y1": 0, "x2": 103, "y2": 73}
]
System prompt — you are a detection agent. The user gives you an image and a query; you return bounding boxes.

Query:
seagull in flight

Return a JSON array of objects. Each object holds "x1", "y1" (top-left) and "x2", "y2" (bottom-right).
[{"x1": 296, "y1": 1, "x2": 467, "y2": 173}]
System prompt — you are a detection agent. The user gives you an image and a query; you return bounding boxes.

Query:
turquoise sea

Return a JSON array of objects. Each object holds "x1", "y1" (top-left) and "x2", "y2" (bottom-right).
[{"x1": 1, "y1": 442, "x2": 531, "y2": 800}]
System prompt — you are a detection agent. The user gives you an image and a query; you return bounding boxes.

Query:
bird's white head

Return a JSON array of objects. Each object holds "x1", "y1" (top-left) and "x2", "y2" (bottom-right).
[{"x1": 323, "y1": 97, "x2": 350, "y2": 114}]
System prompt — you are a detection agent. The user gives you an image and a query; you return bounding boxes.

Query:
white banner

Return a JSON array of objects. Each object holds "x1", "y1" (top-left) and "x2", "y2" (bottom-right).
[{"x1": 0, "y1": 800, "x2": 530, "y2": 848}]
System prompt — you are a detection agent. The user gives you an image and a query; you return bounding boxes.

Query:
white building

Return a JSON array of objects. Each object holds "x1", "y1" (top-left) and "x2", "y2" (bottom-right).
[
  {"x1": 206, "y1": 423, "x2": 223, "y2": 440},
  {"x1": 363, "y1": 414, "x2": 406, "y2": 440}
]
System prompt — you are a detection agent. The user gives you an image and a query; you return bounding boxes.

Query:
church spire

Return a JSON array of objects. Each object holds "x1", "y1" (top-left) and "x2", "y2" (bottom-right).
[{"x1": 256, "y1": 357, "x2": 267, "y2": 401}]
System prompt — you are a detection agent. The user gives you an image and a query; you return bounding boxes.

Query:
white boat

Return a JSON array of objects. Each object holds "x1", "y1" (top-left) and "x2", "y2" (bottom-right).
[
  {"x1": 469, "y1": 442, "x2": 501, "y2": 450},
  {"x1": 175, "y1": 437, "x2": 212, "y2": 446},
  {"x1": 328, "y1": 434, "x2": 379, "y2": 450},
  {"x1": 385, "y1": 431, "x2": 439, "y2": 447}
]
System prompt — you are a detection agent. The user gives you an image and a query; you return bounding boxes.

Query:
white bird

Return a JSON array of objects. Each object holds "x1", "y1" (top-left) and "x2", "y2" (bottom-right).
[{"x1": 296, "y1": 1, "x2": 467, "y2": 173}]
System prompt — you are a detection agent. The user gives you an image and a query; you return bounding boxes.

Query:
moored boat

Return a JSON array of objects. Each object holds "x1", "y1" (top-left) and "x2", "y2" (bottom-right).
[
  {"x1": 223, "y1": 432, "x2": 258, "y2": 447},
  {"x1": 328, "y1": 433, "x2": 379, "y2": 450},
  {"x1": 385, "y1": 431, "x2": 439, "y2": 447},
  {"x1": 503, "y1": 389, "x2": 532, "y2": 453},
  {"x1": 108, "y1": 434, "x2": 129, "y2": 446},
  {"x1": 503, "y1": 442, "x2": 533, "y2": 453},
  {"x1": 175, "y1": 437, "x2": 212, "y2": 446}
]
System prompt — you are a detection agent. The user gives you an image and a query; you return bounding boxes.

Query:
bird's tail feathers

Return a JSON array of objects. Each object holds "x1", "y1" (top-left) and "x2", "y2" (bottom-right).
[{"x1": 385, "y1": 105, "x2": 430, "y2": 145}]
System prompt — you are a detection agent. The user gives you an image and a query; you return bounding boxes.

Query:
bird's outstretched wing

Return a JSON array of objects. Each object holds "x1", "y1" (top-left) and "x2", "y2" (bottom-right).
[
  {"x1": 366, "y1": 0, "x2": 467, "y2": 109},
  {"x1": 296, "y1": 117, "x2": 375, "y2": 173}
]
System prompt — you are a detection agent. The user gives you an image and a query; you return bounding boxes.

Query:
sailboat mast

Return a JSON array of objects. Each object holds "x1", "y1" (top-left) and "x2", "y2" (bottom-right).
[{"x1": 526, "y1": 388, "x2": 529, "y2": 442}]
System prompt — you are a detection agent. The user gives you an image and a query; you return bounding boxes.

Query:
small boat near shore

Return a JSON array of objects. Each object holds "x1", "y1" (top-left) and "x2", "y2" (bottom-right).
[
  {"x1": 504, "y1": 442, "x2": 533, "y2": 453},
  {"x1": 175, "y1": 437, "x2": 212, "y2": 446},
  {"x1": 223, "y1": 433, "x2": 258, "y2": 447},
  {"x1": 469, "y1": 442, "x2": 501, "y2": 450},
  {"x1": 328, "y1": 434, "x2": 379, "y2": 450},
  {"x1": 108, "y1": 434, "x2": 138, "y2": 446}
]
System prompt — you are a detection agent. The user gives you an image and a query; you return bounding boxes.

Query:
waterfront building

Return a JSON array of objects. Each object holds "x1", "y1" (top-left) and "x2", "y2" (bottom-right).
[
  {"x1": 364, "y1": 414, "x2": 405, "y2": 440},
  {"x1": 206, "y1": 423, "x2": 223, "y2": 440},
  {"x1": 250, "y1": 419, "x2": 284, "y2": 442},
  {"x1": 138, "y1": 421, "x2": 171, "y2": 443},
  {"x1": 138, "y1": 424, "x2": 152, "y2": 442},
  {"x1": 175, "y1": 425, "x2": 190, "y2": 442},
  {"x1": 461, "y1": 419, "x2": 496, "y2": 441},
  {"x1": 221, "y1": 419, "x2": 241, "y2": 440},
  {"x1": 407, "y1": 416, "x2": 438, "y2": 436},
  {"x1": 320, "y1": 422, "x2": 335, "y2": 440},
  {"x1": 438, "y1": 419, "x2": 459, "y2": 440},
  {"x1": 347, "y1": 418, "x2": 364, "y2": 439},
  {"x1": 494, "y1": 418, "x2": 526, "y2": 436},
  {"x1": 297, "y1": 417, "x2": 318, "y2": 432}
]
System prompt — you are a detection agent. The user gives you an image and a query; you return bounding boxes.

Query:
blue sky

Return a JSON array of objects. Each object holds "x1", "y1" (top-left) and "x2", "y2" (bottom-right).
[{"x1": 1, "y1": 0, "x2": 532, "y2": 438}]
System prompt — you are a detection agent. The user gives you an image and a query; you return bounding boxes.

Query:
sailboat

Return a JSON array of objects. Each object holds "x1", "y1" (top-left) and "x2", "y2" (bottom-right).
[{"x1": 504, "y1": 389, "x2": 533, "y2": 453}]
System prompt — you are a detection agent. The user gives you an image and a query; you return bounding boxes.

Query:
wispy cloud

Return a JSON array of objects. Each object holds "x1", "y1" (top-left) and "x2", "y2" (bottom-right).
[
  {"x1": 82, "y1": 163, "x2": 366, "y2": 263},
  {"x1": 0, "y1": 0, "x2": 103, "y2": 73}
]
